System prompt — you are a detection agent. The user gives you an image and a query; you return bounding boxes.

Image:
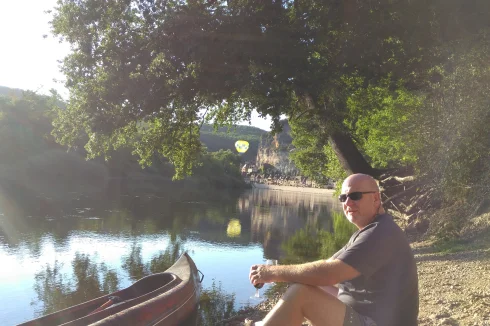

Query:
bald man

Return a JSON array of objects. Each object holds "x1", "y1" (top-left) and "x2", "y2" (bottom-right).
[{"x1": 248, "y1": 174, "x2": 418, "y2": 326}]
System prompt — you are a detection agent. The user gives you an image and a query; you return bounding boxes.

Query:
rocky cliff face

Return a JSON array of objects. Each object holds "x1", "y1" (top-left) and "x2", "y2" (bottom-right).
[{"x1": 256, "y1": 120, "x2": 299, "y2": 175}]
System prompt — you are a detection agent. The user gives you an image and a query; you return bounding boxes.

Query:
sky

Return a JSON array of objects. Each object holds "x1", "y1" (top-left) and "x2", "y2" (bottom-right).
[{"x1": 0, "y1": 0, "x2": 272, "y2": 131}]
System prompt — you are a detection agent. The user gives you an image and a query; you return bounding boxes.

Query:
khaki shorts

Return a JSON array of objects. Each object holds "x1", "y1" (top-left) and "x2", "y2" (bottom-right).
[{"x1": 343, "y1": 305, "x2": 377, "y2": 326}]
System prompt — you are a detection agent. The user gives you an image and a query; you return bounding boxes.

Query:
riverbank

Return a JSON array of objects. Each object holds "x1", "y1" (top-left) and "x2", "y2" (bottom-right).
[
  {"x1": 223, "y1": 214, "x2": 490, "y2": 326},
  {"x1": 413, "y1": 234, "x2": 490, "y2": 325},
  {"x1": 251, "y1": 183, "x2": 335, "y2": 195}
]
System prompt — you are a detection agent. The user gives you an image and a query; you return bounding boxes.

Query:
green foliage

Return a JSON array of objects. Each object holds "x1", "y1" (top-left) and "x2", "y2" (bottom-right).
[
  {"x1": 413, "y1": 40, "x2": 490, "y2": 201},
  {"x1": 344, "y1": 77, "x2": 422, "y2": 168},
  {"x1": 289, "y1": 117, "x2": 346, "y2": 184},
  {"x1": 288, "y1": 118, "x2": 328, "y2": 182},
  {"x1": 192, "y1": 149, "x2": 244, "y2": 190},
  {"x1": 323, "y1": 145, "x2": 348, "y2": 184}
]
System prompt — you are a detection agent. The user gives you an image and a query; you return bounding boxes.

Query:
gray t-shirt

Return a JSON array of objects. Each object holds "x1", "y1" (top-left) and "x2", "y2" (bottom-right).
[{"x1": 332, "y1": 213, "x2": 419, "y2": 326}]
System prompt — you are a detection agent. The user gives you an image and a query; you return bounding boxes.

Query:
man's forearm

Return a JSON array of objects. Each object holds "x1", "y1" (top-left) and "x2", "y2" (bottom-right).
[{"x1": 272, "y1": 260, "x2": 337, "y2": 286}]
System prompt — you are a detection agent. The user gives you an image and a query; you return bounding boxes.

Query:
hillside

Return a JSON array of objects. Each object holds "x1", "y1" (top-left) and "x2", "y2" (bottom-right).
[
  {"x1": 200, "y1": 124, "x2": 267, "y2": 162},
  {"x1": 0, "y1": 86, "x2": 23, "y2": 97}
]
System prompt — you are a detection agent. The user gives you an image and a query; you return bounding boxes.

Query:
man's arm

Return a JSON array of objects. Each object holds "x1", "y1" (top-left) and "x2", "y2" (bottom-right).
[{"x1": 249, "y1": 259, "x2": 360, "y2": 287}]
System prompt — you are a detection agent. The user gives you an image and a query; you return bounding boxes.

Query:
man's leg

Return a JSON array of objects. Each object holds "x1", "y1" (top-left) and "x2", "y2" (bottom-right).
[{"x1": 261, "y1": 284, "x2": 347, "y2": 326}]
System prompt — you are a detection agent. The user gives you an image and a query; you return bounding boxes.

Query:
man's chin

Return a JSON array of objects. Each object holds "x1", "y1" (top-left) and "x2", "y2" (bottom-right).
[{"x1": 346, "y1": 213, "x2": 358, "y2": 222}]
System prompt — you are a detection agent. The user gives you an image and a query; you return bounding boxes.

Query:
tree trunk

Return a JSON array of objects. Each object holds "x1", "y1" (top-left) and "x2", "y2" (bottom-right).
[{"x1": 328, "y1": 130, "x2": 376, "y2": 176}]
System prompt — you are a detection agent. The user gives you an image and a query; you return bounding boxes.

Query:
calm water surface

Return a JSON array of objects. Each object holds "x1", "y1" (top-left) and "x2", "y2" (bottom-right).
[{"x1": 0, "y1": 188, "x2": 342, "y2": 325}]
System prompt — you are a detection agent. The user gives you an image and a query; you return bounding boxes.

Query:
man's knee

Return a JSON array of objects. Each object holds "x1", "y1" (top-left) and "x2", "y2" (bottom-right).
[{"x1": 279, "y1": 284, "x2": 347, "y2": 325}]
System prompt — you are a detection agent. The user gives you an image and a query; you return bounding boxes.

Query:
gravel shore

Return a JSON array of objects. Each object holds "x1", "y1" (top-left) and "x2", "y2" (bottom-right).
[{"x1": 413, "y1": 239, "x2": 490, "y2": 326}]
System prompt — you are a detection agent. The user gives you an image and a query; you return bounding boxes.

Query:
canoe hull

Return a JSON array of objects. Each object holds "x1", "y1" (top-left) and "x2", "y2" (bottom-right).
[
  {"x1": 90, "y1": 253, "x2": 201, "y2": 326},
  {"x1": 18, "y1": 253, "x2": 201, "y2": 326}
]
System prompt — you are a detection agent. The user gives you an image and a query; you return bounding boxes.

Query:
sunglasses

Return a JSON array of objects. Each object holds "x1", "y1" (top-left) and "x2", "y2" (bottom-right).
[{"x1": 338, "y1": 191, "x2": 376, "y2": 202}]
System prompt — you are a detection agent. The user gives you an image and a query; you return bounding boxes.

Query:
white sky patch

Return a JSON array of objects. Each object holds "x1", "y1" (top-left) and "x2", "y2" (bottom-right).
[{"x1": 0, "y1": 0, "x2": 70, "y2": 98}]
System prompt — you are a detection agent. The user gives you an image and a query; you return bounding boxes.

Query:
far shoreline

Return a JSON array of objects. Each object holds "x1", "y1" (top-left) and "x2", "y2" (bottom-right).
[{"x1": 251, "y1": 182, "x2": 336, "y2": 195}]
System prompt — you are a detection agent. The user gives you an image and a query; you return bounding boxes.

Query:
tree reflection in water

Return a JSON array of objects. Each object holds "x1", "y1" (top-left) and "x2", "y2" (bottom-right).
[
  {"x1": 121, "y1": 240, "x2": 186, "y2": 282},
  {"x1": 197, "y1": 281, "x2": 236, "y2": 326},
  {"x1": 33, "y1": 253, "x2": 119, "y2": 316},
  {"x1": 281, "y1": 212, "x2": 357, "y2": 264}
]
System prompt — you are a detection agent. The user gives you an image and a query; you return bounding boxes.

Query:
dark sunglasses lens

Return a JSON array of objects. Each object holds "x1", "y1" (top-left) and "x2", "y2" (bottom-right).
[
  {"x1": 349, "y1": 192, "x2": 363, "y2": 200},
  {"x1": 339, "y1": 194, "x2": 347, "y2": 202}
]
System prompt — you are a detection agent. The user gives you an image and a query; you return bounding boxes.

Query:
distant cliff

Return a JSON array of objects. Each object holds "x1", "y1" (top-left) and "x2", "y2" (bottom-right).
[{"x1": 256, "y1": 120, "x2": 299, "y2": 175}]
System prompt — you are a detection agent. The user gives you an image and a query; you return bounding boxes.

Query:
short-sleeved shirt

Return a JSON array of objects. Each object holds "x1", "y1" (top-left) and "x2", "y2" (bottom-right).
[{"x1": 332, "y1": 213, "x2": 419, "y2": 326}]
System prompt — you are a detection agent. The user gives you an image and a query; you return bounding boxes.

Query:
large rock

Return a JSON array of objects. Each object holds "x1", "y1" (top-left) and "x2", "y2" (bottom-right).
[{"x1": 255, "y1": 120, "x2": 299, "y2": 175}]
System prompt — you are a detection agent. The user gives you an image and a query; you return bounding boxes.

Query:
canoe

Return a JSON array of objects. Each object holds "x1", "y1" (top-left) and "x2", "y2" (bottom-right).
[{"x1": 19, "y1": 252, "x2": 203, "y2": 326}]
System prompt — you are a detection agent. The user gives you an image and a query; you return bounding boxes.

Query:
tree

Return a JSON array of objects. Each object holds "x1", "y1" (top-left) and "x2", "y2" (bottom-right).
[
  {"x1": 288, "y1": 118, "x2": 330, "y2": 182},
  {"x1": 414, "y1": 40, "x2": 490, "y2": 201},
  {"x1": 0, "y1": 91, "x2": 59, "y2": 164},
  {"x1": 50, "y1": 0, "x2": 489, "y2": 178}
]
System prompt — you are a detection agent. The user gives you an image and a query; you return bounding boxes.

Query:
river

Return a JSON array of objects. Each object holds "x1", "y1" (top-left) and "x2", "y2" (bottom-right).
[{"x1": 0, "y1": 188, "x2": 344, "y2": 325}]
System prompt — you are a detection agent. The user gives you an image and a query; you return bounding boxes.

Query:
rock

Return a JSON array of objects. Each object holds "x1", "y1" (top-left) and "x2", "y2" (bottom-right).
[{"x1": 436, "y1": 311, "x2": 450, "y2": 319}]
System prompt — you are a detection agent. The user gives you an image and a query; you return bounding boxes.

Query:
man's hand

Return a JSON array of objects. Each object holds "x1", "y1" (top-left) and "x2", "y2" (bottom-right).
[{"x1": 249, "y1": 264, "x2": 276, "y2": 286}]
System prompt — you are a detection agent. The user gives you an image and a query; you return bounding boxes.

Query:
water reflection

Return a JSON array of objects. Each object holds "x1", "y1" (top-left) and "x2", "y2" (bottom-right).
[
  {"x1": 198, "y1": 281, "x2": 236, "y2": 326},
  {"x1": 121, "y1": 241, "x2": 185, "y2": 282},
  {"x1": 240, "y1": 189, "x2": 342, "y2": 259},
  {"x1": 281, "y1": 212, "x2": 357, "y2": 264},
  {"x1": 33, "y1": 253, "x2": 119, "y2": 316},
  {"x1": 0, "y1": 188, "x2": 344, "y2": 325}
]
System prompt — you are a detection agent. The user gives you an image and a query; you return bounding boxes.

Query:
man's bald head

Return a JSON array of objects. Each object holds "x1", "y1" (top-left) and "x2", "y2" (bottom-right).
[{"x1": 341, "y1": 174, "x2": 379, "y2": 193}]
